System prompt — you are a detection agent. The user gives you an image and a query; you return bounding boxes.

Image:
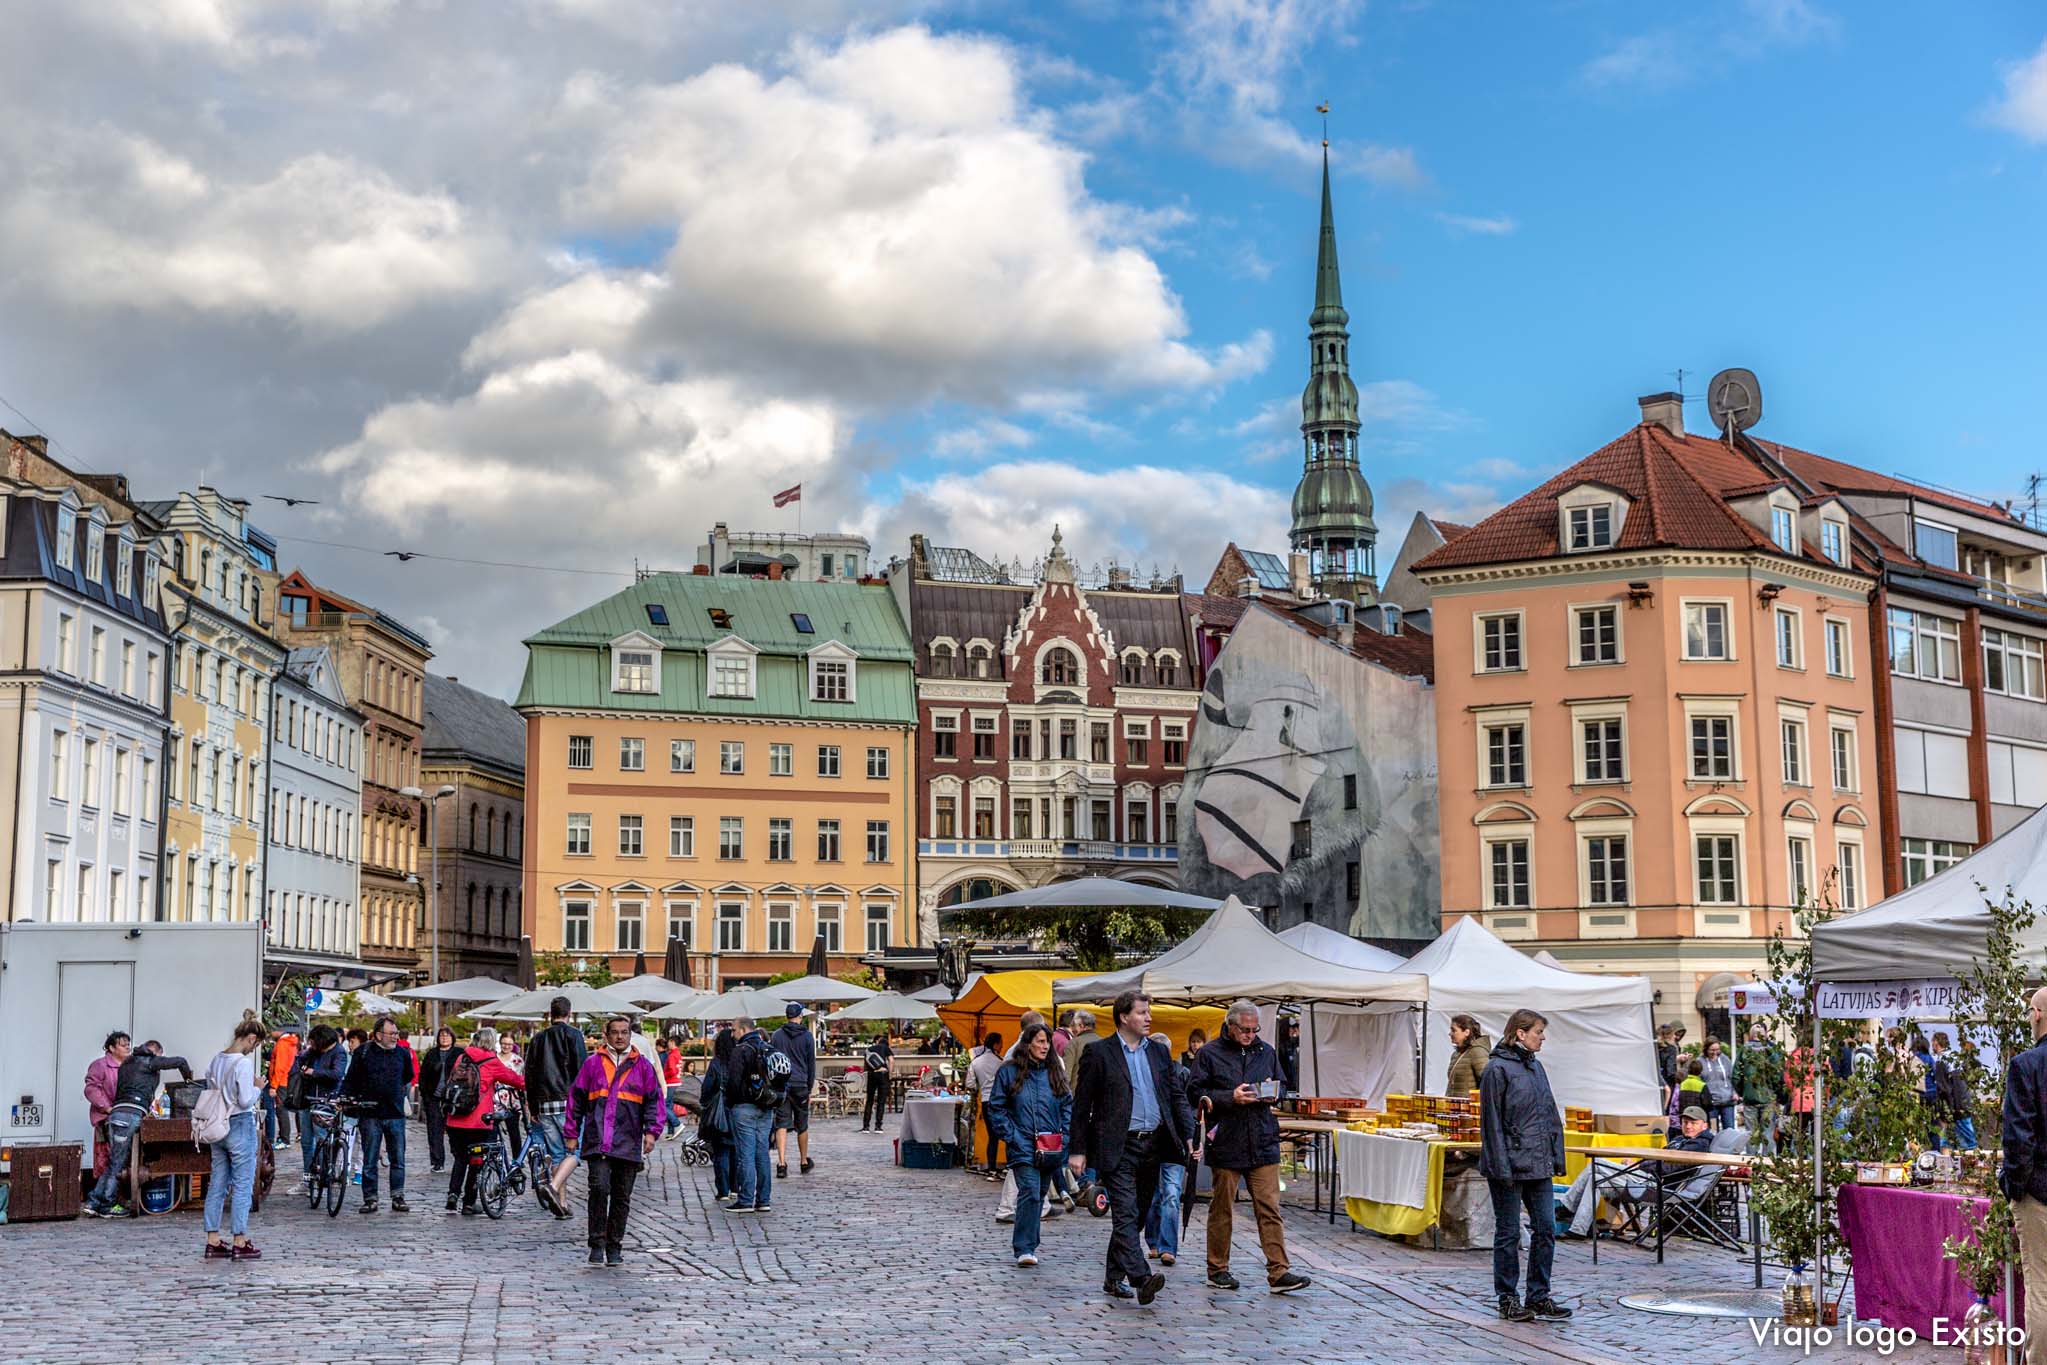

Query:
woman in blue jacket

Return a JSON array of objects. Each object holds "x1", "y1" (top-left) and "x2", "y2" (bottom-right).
[
  {"x1": 986, "y1": 1021, "x2": 1073, "y2": 1268},
  {"x1": 293, "y1": 1025, "x2": 349, "y2": 1180}
]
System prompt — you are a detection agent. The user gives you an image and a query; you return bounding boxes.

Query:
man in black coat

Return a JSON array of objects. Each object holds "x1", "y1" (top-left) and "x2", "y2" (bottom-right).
[
  {"x1": 1067, "y1": 991, "x2": 1195, "y2": 1306},
  {"x1": 1187, "y1": 1000, "x2": 1310, "y2": 1293},
  {"x1": 2001, "y1": 986, "x2": 2047, "y2": 1342},
  {"x1": 524, "y1": 996, "x2": 589, "y2": 1172}
]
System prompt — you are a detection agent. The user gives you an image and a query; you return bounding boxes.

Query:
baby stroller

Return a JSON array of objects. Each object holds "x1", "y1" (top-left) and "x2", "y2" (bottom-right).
[{"x1": 667, "y1": 1074, "x2": 714, "y2": 1166}]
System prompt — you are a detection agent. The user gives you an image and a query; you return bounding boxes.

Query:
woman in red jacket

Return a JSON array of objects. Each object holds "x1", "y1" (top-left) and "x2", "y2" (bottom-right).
[{"x1": 442, "y1": 1026, "x2": 525, "y2": 1214}]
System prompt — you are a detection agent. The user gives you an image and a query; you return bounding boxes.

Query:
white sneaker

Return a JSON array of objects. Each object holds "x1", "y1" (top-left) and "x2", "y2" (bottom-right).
[
  {"x1": 1016, "y1": 1253, "x2": 1038, "y2": 1267},
  {"x1": 995, "y1": 1214, "x2": 1014, "y2": 1224}
]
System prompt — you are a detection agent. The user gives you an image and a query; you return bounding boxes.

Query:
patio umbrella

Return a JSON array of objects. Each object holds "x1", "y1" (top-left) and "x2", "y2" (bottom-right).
[
  {"x1": 644, "y1": 992, "x2": 717, "y2": 1022},
  {"x1": 462, "y1": 982, "x2": 645, "y2": 1019},
  {"x1": 824, "y1": 992, "x2": 938, "y2": 1023},
  {"x1": 805, "y1": 933, "x2": 829, "y2": 978},
  {"x1": 608, "y1": 972, "x2": 702, "y2": 1006},
  {"x1": 909, "y1": 980, "x2": 966, "y2": 1004},
  {"x1": 633, "y1": 950, "x2": 648, "y2": 978},
  {"x1": 769, "y1": 974, "x2": 877, "y2": 1005},
  {"x1": 669, "y1": 986, "x2": 789, "y2": 1023},
  {"x1": 389, "y1": 976, "x2": 521, "y2": 1004},
  {"x1": 664, "y1": 937, "x2": 693, "y2": 987}
]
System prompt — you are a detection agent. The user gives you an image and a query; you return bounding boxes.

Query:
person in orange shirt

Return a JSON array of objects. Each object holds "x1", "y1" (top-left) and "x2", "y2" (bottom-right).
[{"x1": 265, "y1": 1030, "x2": 301, "y2": 1149}]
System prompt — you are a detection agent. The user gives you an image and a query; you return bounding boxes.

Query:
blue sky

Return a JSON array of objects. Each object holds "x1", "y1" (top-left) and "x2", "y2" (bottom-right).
[{"x1": 1, "y1": 1, "x2": 2043, "y2": 689}]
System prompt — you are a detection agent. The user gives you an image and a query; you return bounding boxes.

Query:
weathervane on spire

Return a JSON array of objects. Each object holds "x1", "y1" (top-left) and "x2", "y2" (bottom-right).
[{"x1": 1316, "y1": 100, "x2": 1330, "y2": 148}]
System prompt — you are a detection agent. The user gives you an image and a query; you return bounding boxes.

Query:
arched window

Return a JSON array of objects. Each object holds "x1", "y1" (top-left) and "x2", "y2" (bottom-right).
[
  {"x1": 967, "y1": 644, "x2": 993, "y2": 679},
  {"x1": 465, "y1": 883, "x2": 477, "y2": 931},
  {"x1": 930, "y1": 642, "x2": 955, "y2": 675},
  {"x1": 1120, "y1": 655, "x2": 1144, "y2": 686},
  {"x1": 1041, "y1": 648, "x2": 1079, "y2": 685},
  {"x1": 1156, "y1": 654, "x2": 1180, "y2": 688},
  {"x1": 468, "y1": 803, "x2": 479, "y2": 850}
]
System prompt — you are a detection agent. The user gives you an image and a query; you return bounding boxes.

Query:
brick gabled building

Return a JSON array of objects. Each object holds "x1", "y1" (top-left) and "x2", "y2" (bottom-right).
[{"x1": 895, "y1": 530, "x2": 1201, "y2": 941}]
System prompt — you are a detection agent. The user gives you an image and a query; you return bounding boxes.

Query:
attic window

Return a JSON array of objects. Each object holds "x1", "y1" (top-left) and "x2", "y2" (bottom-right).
[
  {"x1": 791, "y1": 613, "x2": 814, "y2": 634},
  {"x1": 645, "y1": 604, "x2": 669, "y2": 627},
  {"x1": 614, "y1": 649, "x2": 657, "y2": 694},
  {"x1": 707, "y1": 608, "x2": 733, "y2": 630},
  {"x1": 1770, "y1": 507, "x2": 1797, "y2": 553},
  {"x1": 1820, "y1": 520, "x2": 1846, "y2": 566},
  {"x1": 1567, "y1": 504, "x2": 1613, "y2": 551}
]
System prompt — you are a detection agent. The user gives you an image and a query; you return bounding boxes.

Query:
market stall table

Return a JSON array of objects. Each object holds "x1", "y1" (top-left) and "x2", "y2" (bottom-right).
[
  {"x1": 900, "y1": 1096, "x2": 967, "y2": 1145},
  {"x1": 1588, "y1": 1145, "x2": 1759, "y2": 1285},
  {"x1": 1276, "y1": 1119, "x2": 1345, "y2": 1223},
  {"x1": 1336, "y1": 1129, "x2": 1457, "y2": 1238},
  {"x1": 1836, "y1": 1182, "x2": 2023, "y2": 1338}
]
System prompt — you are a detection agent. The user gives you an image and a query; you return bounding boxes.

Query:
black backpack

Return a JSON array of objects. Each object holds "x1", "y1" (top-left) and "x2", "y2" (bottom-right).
[
  {"x1": 742, "y1": 1040, "x2": 793, "y2": 1107},
  {"x1": 864, "y1": 1047, "x2": 888, "y2": 1076},
  {"x1": 437, "y1": 1051, "x2": 482, "y2": 1116}
]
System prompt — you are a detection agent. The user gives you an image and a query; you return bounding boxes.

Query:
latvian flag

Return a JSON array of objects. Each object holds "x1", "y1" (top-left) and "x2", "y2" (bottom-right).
[{"x1": 772, "y1": 483, "x2": 803, "y2": 507}]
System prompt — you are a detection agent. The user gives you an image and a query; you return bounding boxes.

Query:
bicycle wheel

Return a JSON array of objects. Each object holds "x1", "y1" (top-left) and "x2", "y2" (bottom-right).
[
  {"x1": 477, "y1": 1159, "x2": 509, "y2": 1219},
  {"x1": 324, "y1": 1139, "x2": 348, "y2": 1216},
  {"x1": 306, "y1": 1138, "x2": 326, "y2": 1209}
]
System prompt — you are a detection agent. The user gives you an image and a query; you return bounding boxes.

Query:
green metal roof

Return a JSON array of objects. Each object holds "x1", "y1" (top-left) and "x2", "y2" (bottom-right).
[{"x1": 515, "y1": 574, "x2": 915, "y2": 723}]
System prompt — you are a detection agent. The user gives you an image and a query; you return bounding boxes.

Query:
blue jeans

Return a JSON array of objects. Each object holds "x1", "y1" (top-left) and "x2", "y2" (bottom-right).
[
  {"x1": 733, "y1": 1103, "x2": 774, "y2": 1209},
  {"x1": 533, "y1": 1109, "x2": 568, "y2": 1162},
  {"x1": 204, "y1": 1112, "x2": 260, "y2": 1238},
  {"x1": 1011, "y1": 1156, "x2": 1064, "y2": 1258},
  {"x1": 709, "y1": 1138, "x2": 733, "y2": 1198},
  {"x1": 88, "y1": 1108, "x2": 145, "y2": 1211},
  {"x1": 1146, "y1": 1160, "x2": 1185, "y2": 1257},
  {"x1": 261, "y1": 1090, "x2": 277, "y2": 1147},
  {"x1": 299, "y1": 1105, "x2": 321, "y2": 1174},
  {"x1": 1938, "y1": 1115, "x2": 1980, "y2": 1149},
  {"x1": 1489, "y1": 1177, "x2": 1555, "y2": 1304},
  {"x1": 1710, "y1": 1102, "x2": 1737, "y2": 1132},
  {"x1": 359, "y1": 1117, "x2": 406, "y2": 1199}
]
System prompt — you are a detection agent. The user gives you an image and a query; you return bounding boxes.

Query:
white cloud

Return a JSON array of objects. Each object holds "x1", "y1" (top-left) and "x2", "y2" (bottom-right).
[
  {"x1": 1990, "y1": 37, "x2": 2047, "y2": 143},
  {"x1": 0, "y1": 140, "x2": 507, "y2": 329},
  {"x1": 931, "y1": 418, "x2": 1034, "y2": 459},
  {"x1": 1580, "y1": 34, "x2": 1688, "y2": 89},
  {"x1": 573, "y1": 26, "x2": 1267, "y2": 402},
  {"x1": 1436, "y1": 211, "x2": 1518, "y2": 237}
]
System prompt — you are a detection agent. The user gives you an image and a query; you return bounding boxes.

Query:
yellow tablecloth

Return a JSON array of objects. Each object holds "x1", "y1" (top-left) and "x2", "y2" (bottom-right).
[
  {"x1": 1340, "y1": 1132, "x2": 1448, "y2": 1237},
  {"x1": 1563, "y1": 1131, "x2": 1663, "y2": 1181}
]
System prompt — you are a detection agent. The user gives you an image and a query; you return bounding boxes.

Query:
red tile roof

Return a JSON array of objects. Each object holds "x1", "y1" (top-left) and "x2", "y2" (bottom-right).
[
  {"x1": 1765, "y1": 442, "x2": 2020, "y2": 525},
  {"x1": 1428, "y1": 517, "x2": 1473, "y2": 541},
  {"x1": 1264, "y1": 601, "x2": 1436, "y2": 682},
  {"x1": 1183, "y1": 591, "x2": 1249, "y2": 630}
]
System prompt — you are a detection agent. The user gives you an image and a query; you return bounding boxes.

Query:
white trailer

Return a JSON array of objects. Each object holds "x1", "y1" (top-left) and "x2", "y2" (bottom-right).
[{"x1": 0, "y1": 922, "x2": 263, "y2": 1150}]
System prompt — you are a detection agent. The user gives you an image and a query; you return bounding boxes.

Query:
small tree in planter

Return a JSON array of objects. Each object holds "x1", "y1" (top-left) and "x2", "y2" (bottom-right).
[{"x1": 1942, "y1": 888, "x2": 2037, "y2": 1337}]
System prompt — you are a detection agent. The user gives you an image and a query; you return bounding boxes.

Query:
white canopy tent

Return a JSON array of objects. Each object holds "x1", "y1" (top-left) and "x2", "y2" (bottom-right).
[
  {"x1": 1051, "y1": 899, "x2": 1430, "y2": 1007},
  {"x1": 1373, "y1": 916, "x2": 1659, "y2": 1116},
  {"x1": 1812, "y1": 802, "x2": 2047, "y2": 982},
  {"x1": 1274, "y1": 922, "x2": 1419, "y2": 1102}
]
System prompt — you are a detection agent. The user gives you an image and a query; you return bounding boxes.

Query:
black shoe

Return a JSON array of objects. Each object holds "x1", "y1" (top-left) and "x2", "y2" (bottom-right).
[
  {"x1": 1136, "y1": 1273, "x2": 1166, "y2": 1306},
  {"x1": 1499, "y1": 1295, "x2": 1534, "y2": 1322},
  {"x1": 605, "y1": 1248, "x2": 623, "y2": 1267},
  {"x1": 588, "y1": 1247, "x2": 605, "y2": 1266},
  {"x1": 359, "y1": 1199, "x2": 378, "y2": 1214},
  {"x1": 460, "y1": 1203, "x2": 480, "y2": 1217},
  {"x1": 445, "y1": 1195, "x2": 459, "y2": 1213},
  {"x1": 390, "y1": 1197, "x2": 409, "y2": 1214},
  {"x1": 1527, "y1": 1297, "x2": 1573, "y2": 1321},
  {"x1": 776, "y1": 1164, "x2": 788, "y2": 1179},
  {"x1": 1102, "y1": 1281, "x2": 1135, "y2": 1301},
  {"x1": 1270, "y1": 1272, "x2": 1310, "y2": 1294},
  {"x1": 800, "y1": 1159, "x2": 814, "y2": 1174},
  {"x1": 1206, "y1": 1270, "x2": 1240, "y2": 1291}
]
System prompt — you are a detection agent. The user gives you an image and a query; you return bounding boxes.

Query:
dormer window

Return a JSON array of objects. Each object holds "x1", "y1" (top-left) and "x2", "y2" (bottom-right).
[
  {"x1": 1568, "y1": 504, "x2": 1613, "y2": 551},
  {"x1": 117, "y1": 534, "x2": 134, "y2": 596},
  {"x1": 143, "y1": 555, "x2": 159, "y2": 603},
  {"x1": 1914, "y1": 518, "x2": 1959, "y2": 570},
  {"x1": 808, "y1": 641, "x2": 858, "y2": 703},
  {"x1": 85, "y1": 518, "x2": 105, "y2": 583},
  {"x1": 707, "y1": 636, "x2": 758, "y2": 699},
  {"x1": 1770, "y1": 506, "x2": 1797, "y2": 553},
  {"x1": 1820, "y1": 519, "x2": 1846, "y2": 566},
  {"x1": 607, "y1": 631, "x2": 664, "y2": 695},
  {"x1": 54, "y1": 506, "x2": 74, "y2": 569},
  {"x1": 1559, "y1": 484, "x2": 1628, "y2": 554}
]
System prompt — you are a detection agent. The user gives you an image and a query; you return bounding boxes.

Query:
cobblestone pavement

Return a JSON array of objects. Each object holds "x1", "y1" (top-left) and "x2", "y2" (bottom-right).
[{"x1": 1, "y1": 1115, "x2": 1966, "y2": 1363}]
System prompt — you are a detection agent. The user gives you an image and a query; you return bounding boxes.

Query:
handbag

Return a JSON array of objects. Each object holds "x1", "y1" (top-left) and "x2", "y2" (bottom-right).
[
  {"x1": 281, "y1": 1057, "x2": 310, "y2": 1112},
  {"x1": 192, "y1": 1055, "x2": 235, "y2": 1145},
  {"x1": 1034, "y1": 1132, "x2": 1065, "y2": 1154},
  {"x1": 703, "y1": 1091, "x2": 732, "y2": 1141}
]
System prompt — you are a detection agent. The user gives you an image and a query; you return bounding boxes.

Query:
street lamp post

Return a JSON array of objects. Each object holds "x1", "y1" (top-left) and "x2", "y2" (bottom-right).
[{"x1": 401, "y1": 783, "x2": 458, "y2": 1030}]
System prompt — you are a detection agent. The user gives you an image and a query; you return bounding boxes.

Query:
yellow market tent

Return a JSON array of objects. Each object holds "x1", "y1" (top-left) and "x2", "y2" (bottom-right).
[{"x1": 937, "y1": 970, "x2": 1222, "y2": 1056}]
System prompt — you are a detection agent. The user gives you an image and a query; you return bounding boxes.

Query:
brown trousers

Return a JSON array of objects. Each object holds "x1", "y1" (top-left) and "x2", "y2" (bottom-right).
[{"x1": 1207, "y1": 1163, "x2": 1291, "y2": 1283}]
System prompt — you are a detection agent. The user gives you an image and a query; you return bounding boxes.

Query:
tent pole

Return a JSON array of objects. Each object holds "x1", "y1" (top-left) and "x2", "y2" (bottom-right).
[
  {"x1": 1417, "y1": 1003, "x2": 1428, "y2": 1091},
  {"x1": 1308, "y1": 1002, "x2": 1321, "y2": 1097},
  {"x1": 1812, "y1": 1003, "x2": 1826, "y2": 1299}
]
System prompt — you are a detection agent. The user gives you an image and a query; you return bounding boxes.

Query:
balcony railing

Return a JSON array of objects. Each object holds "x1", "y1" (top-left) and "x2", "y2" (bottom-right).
[{"x1": 919, "y1": 838, "x2": 1178, "y2": 863}]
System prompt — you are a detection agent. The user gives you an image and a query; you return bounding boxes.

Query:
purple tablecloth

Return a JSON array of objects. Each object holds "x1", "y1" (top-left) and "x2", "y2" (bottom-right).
[{"x1": 1836, "y1": 1183, "x2": 2021, "y2": 1337}]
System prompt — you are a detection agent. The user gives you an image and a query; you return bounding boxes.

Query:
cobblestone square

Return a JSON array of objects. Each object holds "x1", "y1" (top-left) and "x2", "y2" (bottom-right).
[{"x1": 0, "y1": 1113, "x2": 1971, "y2": 1363}]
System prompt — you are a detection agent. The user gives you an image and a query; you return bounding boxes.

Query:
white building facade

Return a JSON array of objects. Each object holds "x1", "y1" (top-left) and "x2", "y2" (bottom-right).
[
  {"x1": 699, "y1": 521, "x2": 872, "y2": 581},
  {"x1": 265, "y1": 645, "x2": 367, "y2": 982}
]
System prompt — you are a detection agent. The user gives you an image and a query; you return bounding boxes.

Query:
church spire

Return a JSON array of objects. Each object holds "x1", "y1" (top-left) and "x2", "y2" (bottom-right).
[{"x1": 1312, "y1": 146, "x2": 1347, "y2": 328}]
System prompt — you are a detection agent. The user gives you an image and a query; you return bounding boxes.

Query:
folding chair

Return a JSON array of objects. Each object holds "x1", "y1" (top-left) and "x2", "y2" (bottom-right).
[{"x1": 1640, "y1": 1128, "x2": 1749, "y2": 1254}]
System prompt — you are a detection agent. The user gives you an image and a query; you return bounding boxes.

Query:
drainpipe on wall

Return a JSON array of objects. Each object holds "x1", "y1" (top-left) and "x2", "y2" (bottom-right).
[{"x1": 1869, "y1": 579, "x2": 1904, "y2": 897}]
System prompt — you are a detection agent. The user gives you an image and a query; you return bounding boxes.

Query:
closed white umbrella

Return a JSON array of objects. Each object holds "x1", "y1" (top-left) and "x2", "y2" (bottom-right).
[
  {"x1": 766, "y1": 974, "x2": 877, "y2": 1004},
  {"x1": 825, "y1": 992, "x2": 938, "y2": 1023}
]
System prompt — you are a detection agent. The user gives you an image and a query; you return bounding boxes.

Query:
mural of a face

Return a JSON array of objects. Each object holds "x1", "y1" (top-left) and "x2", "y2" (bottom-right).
[{"x1": 1192, "y1": 672, "x2": 1329, "y2": 879}]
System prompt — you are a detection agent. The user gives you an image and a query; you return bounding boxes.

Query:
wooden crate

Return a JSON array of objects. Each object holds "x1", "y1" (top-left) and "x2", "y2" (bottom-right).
[{"x1": 1, "y1": 1142, "x2": 82, "y2": 1222}]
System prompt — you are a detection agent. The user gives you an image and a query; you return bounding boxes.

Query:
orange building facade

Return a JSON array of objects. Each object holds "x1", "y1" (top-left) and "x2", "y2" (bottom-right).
[{"x1": 1414, "y1": 396, "x2": 1887, "y2": 1031}]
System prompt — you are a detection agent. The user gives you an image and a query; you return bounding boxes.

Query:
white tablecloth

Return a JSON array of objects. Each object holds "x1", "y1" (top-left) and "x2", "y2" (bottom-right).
[
  {"x1": 1336, "y1": 1130, "x2": 1431, "y2": 1210},
  {"x1": 901, "y1": 1096, "x2": 965, "y2": 1144}
]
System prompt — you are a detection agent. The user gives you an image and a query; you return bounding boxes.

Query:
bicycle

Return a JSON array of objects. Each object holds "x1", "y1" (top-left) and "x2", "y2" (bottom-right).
[
  {"x1": 469, "y1": 1094, "x2": 566, "y2": 1220},
  {"x1": 305, "y1": 1097, "x2": 375, "y2": 1218}
]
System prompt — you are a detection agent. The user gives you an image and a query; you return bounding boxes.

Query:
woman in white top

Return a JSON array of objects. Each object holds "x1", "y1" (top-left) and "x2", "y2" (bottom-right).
[{"x1": 203, "y1": 1019, "x2": 268, "y2": 1261}]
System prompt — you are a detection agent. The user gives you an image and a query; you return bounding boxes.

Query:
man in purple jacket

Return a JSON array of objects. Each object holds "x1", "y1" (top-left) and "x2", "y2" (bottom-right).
[{"x1": 565, "y1": 1015, "x2": 667, "y2": 1267}]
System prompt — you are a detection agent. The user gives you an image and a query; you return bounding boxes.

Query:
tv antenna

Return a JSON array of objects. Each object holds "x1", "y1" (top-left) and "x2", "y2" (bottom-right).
[{"x1": 1707, "y1": 368, "x2": 1763, "y2": 440}]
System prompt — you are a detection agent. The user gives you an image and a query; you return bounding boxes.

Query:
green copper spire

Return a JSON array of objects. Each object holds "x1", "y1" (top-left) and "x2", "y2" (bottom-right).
[
  {"x1": 1290, "y1": 141, "x2": 1377, "y2": 602},
  {"x1": 1312, "y1": 146, "x2": 1347, "y2": 328}
]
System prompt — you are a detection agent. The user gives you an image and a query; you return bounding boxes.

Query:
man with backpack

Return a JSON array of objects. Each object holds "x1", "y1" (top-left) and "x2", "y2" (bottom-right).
[
  {"x1": 728, "y1": 1013, "x2": 789, "y2": 1214},
  {"x1": 439, "y1": 1025, "x2": 525, "y2": 1215},
  {"x1": 524, "y1": 996, "x2": 589, "y2": 1189},
  {"x1": 860, "y1": 1034, "x2": 892, "y2": 1133},
  {"x1": 770, "y1": 1003, "x2": 817, "y2": 1178}
]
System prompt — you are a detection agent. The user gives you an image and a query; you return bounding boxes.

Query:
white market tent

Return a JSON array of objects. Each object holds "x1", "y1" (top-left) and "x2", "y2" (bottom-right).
[
  {"x1": 1812, "y1": 802, "x2": 2047, "y2": 982},
  {"x1": 1274, "y1": 922, "x2": 1418, "y2": 1102},
  {"x1": 1380, "y1": 916, "x2": 1660, "y2": 1116},
  {"x1": 1050, "y1": 898, "x2": 1430, "y2": 1008},
  {"x1": 389, "y1": 976, "x2": 521, "y2": 1004},
  {"x1": 1275, "y1": 922, "x2": 1407, "y2": 971}
]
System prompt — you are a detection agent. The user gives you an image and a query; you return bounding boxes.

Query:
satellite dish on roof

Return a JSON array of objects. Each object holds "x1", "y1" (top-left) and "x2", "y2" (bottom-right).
[{"x1": 1707, "y1": 368, "x2": 1763, "y2": 435}]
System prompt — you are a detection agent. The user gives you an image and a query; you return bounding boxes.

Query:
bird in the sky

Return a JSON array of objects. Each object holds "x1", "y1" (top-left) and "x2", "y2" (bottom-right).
[
  {"x1": 384, "y1": 551, "x2": 420, "y2": 563},
  {"x1": 262, "y1": 495, "x2": 320, "y2": 507}
]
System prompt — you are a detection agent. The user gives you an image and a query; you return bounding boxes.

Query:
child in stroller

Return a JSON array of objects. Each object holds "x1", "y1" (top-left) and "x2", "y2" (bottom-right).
[{"x1": 667, "y1": 1072, "x2": 714, "y2": 1166}]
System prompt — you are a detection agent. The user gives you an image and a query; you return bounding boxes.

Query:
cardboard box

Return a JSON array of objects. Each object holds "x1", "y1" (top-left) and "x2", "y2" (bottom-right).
[{"x1": 1595, "y1": 1114, "x2": 1669, "y2": 1136}]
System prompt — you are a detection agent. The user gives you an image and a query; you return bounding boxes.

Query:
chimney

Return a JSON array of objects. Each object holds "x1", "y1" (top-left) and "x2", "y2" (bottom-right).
[
  {"x1": 1637, "y1": 392, "x2": 1684, "y2": 438},
  {"x1": 766, "y1": 560, "x2": 784, "y2": 580},
  {"x1": 1288, "y1": 551, "x2": 1312, "y2": 600},
  {"x1": 1239, "y1": 574, "x2": 1259, "y2": 600}
]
